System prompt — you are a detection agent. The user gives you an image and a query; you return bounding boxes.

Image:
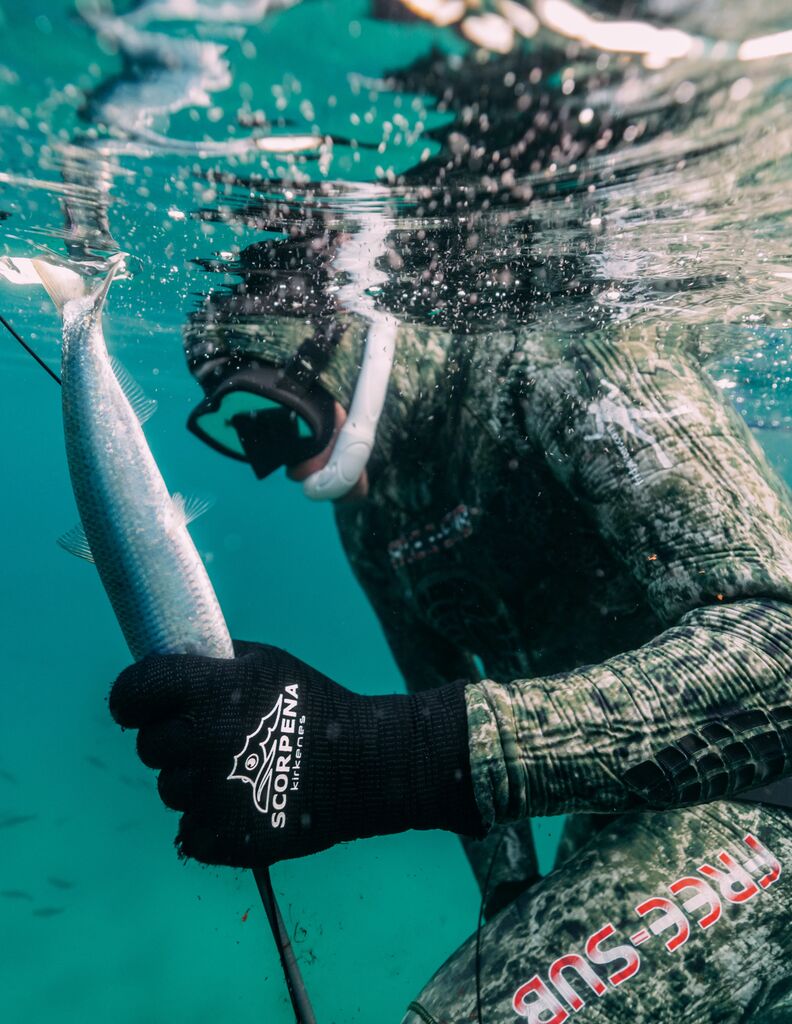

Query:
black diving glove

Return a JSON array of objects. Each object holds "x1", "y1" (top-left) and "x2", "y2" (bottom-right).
[{"x1": 109, "y1": 641, "x2": 483, "y2": 867}]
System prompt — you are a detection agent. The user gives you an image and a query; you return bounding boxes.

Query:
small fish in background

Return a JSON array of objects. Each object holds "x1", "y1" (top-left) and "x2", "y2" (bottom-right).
[
  {"x1": 47, "y1": 877, "x2": 74, "y2": 891},
  {"x1": 114, "y1": 819, "x2": 140, "y2": 832},
  {"x1": 241, "y1": 907, "x2": 251, "y2": 923},
  {"x1": 1, "y1": 890, "x2": 33, "y2": 901},
  {"x1": 85, "y1": 755, "x2": 109, "y2": 771},
  {"x1": 0, "y1": 768, "x2": 18, "y2": 784},
  {"x1": 32, "y1": 907, "x2": 65, "y2": 918},
  {"x1": 0, "y1": 814, "x2": 36, "y2": 829},
  {"x1": 117, "y1": 773, "x2": 152, "y2": 791}
]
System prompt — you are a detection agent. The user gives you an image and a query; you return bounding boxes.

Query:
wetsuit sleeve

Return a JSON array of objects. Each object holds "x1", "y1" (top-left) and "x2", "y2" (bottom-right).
[{"x1": 467, "y1": 328, "x2": 792, "y2": 827}]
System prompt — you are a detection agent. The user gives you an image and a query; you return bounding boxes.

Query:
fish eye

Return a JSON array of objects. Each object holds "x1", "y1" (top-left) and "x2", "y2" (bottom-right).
[{"x1": 245, "y1": 754, "x2": 259, "y2": 771}]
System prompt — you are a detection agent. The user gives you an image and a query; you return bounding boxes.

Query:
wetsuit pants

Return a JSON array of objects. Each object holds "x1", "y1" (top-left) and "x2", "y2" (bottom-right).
[{"x1": 402, "y1": 800, "x2": 791, "y2": 1023}]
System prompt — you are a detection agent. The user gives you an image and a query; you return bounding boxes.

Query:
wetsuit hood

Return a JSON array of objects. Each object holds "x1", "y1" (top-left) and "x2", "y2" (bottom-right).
[{"x1": 184, "y1": 309, "x2": 367, "y2": 413}]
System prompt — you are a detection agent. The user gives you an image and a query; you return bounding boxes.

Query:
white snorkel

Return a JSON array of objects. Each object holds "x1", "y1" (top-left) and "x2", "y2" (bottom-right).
[{"x1": 302, "y1": 186, "x2": 397, "y2": 502}]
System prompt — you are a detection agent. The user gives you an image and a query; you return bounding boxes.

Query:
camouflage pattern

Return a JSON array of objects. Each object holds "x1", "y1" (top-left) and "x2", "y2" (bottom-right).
[
  {"x1": 462, "y1": 322, "x2": 792, "y2": 826},
  {"x1": 402, "y1": 800, "x2": 792, "y2": 1023},
  {"x1": 329, "y1": 318, "x2": 792, "y2": 1017},
  {"x1": 335, "y1": 320, "x2": 792, "y2": 819},
  {"x1": 186, "y1": 244, "x2": 792, "y2": 1017}
]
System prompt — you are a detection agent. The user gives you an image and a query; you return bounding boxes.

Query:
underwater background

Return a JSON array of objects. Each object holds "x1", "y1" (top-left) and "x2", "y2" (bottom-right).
[{"x1": 0, "y1": 1, "x2": 789, "y2": 1022}]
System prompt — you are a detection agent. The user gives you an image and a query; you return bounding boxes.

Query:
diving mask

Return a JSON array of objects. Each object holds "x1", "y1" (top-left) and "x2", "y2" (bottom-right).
[
  {"x1": 188, "y1": 313, "x2": 397, "y2": 501},
  {"x1": 188, "y1": 322, "x2": 342, "y2": 481},
  {"x1": 187, "y1": 360, "x2": 337, "y2": 481}
]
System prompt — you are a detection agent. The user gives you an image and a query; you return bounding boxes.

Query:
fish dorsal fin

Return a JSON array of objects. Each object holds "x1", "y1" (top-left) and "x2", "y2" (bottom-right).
[
  {"x1": 172, "y1": 493, "x2": 213, "y2": 527},
  {"x1": 57, "y1": 523, "x2": 94, "y2": 562},
  {"x1": 110, "y1": 357, "x2": 158, "y2": 424}
]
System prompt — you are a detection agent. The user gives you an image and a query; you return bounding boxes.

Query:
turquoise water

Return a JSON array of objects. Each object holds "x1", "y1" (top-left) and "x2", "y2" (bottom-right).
[
  {"x1": 0, "y1": 1, "x2": 790, "y2": 1022},
  {"x1": 2, "y1": 346, "x2": 512, "y2": 1024}
]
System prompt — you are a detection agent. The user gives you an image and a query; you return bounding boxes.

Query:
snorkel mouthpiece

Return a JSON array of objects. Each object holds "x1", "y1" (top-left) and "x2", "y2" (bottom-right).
[
  {"x1": 187, "y1": 182, "x2": 398, "y2": 499},
  {"x1": 187, "y1": 316, "x2": 397, "y2": 498}
]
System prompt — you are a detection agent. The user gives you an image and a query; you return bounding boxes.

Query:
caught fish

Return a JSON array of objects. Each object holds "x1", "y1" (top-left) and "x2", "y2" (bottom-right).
[
  {"x1": 0, "y1": 814, "x2": 36, "y2": 829},
  {"x1": 31, "y1": 257, "x2": 233, "y2": 660},
  {"x1": 1, "y1": 890, "x2": 33, "y2": 901}
]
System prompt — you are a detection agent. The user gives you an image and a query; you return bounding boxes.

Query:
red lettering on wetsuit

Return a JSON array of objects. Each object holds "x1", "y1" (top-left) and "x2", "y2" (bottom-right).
[
  {"x1": 634, "y1": 897, "x2": 690, "y2": 952},
  {"x1": 510, "y1": 833, "x2": 782, "y2": 1019},
  {"x1": 585, "y1": 924, "x2": 641, "y2": 986},
  {"x1": 668, "y1": 877, "x2": 721, "y2": 930},
  {"x1": 548, "y1": 953, "x2": 607, "y2": 1011},
  {"x1": 743, "y1": 833, "x2": 782, "y2": 890},
  {"x1": 698, "y1": 851, "x2": 760, "y2": 905},
  {"x1": 512, "y1": 976, "x2": 569, "y2": 1022}
]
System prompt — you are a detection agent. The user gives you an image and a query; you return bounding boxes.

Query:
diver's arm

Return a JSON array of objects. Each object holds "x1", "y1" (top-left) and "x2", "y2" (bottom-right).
[{"x1": 468, "y1": 328, "x2": 792, "y2": 827}]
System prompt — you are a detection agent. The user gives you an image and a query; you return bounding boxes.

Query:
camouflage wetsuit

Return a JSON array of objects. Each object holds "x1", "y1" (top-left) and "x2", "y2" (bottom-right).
[{"x1": 325, "y1": 321, "x2": 792, "y2": 1024}]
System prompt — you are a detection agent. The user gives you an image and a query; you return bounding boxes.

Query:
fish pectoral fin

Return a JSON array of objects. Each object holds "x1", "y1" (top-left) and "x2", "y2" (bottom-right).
[
  {"x1": 57, "y1": 523, "x2": 95, "y2": 563},
  {"x1": 172, "y1": 492, "x2": 214, "y2": 527},
  {"x1": 110, "y1": 357, "x2": 158, "y2": 424}
]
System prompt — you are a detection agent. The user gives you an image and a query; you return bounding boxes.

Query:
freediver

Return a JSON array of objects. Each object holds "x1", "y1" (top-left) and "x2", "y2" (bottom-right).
[{"x1": 109, "y1": 4, "x2": 792, "y2": 1021}]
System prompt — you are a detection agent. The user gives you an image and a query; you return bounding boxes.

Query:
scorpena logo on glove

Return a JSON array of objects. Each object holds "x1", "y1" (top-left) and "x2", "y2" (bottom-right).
[{"x1": 227, "y1": 684, "x2": 303, "y2": 829}]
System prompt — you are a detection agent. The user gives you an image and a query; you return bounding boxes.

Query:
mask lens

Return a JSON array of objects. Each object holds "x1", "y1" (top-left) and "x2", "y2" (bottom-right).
[
  {"x1": 188, "y1": 360, "x2": 336, "y2": 480},
  {"x1": 296, "y1": 414, "x2": 314, "y2": 440},
  {"x1": 191, "y1": 391, "x2": 317, "y2": 457}
]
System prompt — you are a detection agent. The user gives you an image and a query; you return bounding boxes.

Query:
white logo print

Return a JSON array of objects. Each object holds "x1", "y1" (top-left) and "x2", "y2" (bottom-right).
[
  {"x1": 227, "y1": 684, "x2": 304, "y2": 829},
  {"x1": 584, "y1": 379, "x2": 699, "y2": 484}
]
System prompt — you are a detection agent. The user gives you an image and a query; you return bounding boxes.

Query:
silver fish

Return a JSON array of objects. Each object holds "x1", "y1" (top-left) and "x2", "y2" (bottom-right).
[{"x1": 32, "y1": 257, "x2": 233, "y2": 661}]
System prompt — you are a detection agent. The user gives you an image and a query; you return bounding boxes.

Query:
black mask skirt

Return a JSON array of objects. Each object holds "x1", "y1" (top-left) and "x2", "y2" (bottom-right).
[{"x1": 187, "y1": 321, "x2": 343, "y2": 479}]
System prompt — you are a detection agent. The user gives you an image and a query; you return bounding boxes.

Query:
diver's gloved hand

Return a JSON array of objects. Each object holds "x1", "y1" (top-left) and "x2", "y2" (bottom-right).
[{"x1": 109, "y1": 641, "x2": 483, "y2": 867}]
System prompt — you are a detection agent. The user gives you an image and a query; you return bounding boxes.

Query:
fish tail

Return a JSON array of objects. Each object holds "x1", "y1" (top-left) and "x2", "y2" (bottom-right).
[{"x1": 31, "y1": 253, "x2": 126, "y2": 319}]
